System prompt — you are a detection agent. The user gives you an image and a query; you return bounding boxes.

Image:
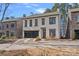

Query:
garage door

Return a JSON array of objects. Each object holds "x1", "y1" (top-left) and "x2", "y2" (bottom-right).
[
  {"x1": 75, "y1": 30, "x2": 79, "y2": 39},
  {"x1": 24, "y1": 31, "x2": 39, "y2": 38}
]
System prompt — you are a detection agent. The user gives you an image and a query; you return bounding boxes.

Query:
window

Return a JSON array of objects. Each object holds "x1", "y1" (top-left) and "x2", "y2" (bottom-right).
[
  {"x1": 49, "y1": 29, "x2": 56, "y2": 37},
  {"x1": 6, "y1": 31, "x2": 9, "y2": 37},
  {"x1": 6, "y1": 24, "x2": 9, "y2": 28},
  {"x1": 42, "y1": 18, "x2": 45, "y2": 25},
  {"x1": 25, "y1": 20, "x2": 27, "y2": 27},
  {"x1": 49, "y1": 17, "x2": 56, "y2": 24},
  {"x1": 11, "y1": 32, "x2": 14, "y2": 36},
  {"x1": 2, "y1": 32, "x2": 5, "y2": 35},
  {"x1": 0, "y1": 26, "x2": 1, "y2": 30},
  {"x1": 0, "y1": 32, "x2": 2, "y2": 37},
  {"x1": 29, "y1": 20, "x2": 32, "y2": 27},
  {"x1": 35, "y1": 19, "x2": 38, "y2": 26},
  {"x1": 76, "y1": 15, "x2": 79, "y2": 22},
  {"x1": 11, "y1": 23, "x2": 15, "y2": 28},
  {"x1": 2, "y1": 25, "x2": 4, "y2": 30}
]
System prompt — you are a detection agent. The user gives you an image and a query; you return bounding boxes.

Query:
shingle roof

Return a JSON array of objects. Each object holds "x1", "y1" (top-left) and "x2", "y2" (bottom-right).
[
  {"x1": 0, "y1": 17, "x2": 23, "y2": 22},
  {"x1": 26, "y1": 11, "x2": 59, "y2": 19}
]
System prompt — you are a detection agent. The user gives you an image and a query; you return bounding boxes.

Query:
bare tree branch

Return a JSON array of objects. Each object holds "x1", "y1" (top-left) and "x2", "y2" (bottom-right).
[{"x1": 1, "y1": 3, "x2": 10, "y2": 22}]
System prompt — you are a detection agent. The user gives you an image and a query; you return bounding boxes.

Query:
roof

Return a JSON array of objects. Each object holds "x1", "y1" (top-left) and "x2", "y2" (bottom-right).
[
  {"x1": 69, "y1": 8, "x2": 79, "y2": 12},
  {"x1": 0, "y1": 17, "x2": 23, "y2": 22},
  {"x1": 25, "y1": 11, "x2": 59, "y2": 19},
  {"x1": 0, "y1": 10, "x2": 59, "y2": 22}
]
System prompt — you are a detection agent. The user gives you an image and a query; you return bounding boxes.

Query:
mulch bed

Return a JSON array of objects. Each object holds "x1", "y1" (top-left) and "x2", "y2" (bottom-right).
[{"x1": 0, "y1": 40, "x2": 16, "y2": 44}]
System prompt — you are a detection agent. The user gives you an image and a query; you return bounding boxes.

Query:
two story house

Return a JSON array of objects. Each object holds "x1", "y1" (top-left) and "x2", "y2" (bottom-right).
[
  {"x1": 0, "y1": 18, "x2": 23, "y2": 38},
  {"x1": 23, "y1": 11, "x2": 61, "y2": 39},
  {"x1": 69, "y1": 8, "x2": 79, "y2": 39},
  {"x1": 0, "y1": 8, "x2": 78, "y2": 39}
]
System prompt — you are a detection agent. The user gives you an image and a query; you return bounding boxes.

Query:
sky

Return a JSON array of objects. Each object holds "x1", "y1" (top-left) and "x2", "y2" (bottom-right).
[{"x1": 3, "y1": 3, "x2": 53, "y2": 18}]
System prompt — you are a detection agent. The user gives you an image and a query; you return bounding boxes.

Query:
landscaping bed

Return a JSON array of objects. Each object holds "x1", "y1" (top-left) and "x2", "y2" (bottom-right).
[
  {"x1": 0, "y1": 47, "x2": 79, "y2": 56},
  {"x1": 0, "y1": 39, "x2": 16, "y2": 44}
]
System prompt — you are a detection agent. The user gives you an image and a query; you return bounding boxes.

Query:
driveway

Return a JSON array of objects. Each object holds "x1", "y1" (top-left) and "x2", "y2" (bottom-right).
[{"x1": 0, "y1": 39, "x2": 79, "y2": 50}]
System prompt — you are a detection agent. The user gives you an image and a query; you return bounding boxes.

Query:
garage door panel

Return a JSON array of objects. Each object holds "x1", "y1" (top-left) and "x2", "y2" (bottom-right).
[
  {"x1": 75, "y1": 30, "x2": 79, "y2": 39},
  {"x1": 24, "y1": 31, "x2": 39, "y2": 38}
]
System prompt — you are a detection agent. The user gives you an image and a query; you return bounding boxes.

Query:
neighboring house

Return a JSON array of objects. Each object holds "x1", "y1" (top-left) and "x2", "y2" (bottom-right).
[
  {"x1": 23, "y1": 10, "x2": 61, "y2": 39},
  {"x1": 68, "y1": 8, "x2": 79, "y2": 39},
  {"x1": 0, "y1": 18, "x2": 23, "y2": 38}
]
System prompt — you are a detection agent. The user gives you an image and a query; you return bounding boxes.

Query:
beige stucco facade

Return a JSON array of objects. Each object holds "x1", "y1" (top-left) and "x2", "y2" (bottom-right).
[{"x1": 23, "y1": 11, "x2": 61, "y2": 39}]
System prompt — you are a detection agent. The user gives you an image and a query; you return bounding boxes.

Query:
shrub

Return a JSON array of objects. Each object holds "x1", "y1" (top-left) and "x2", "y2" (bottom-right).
[
  {"x1": 9, "y1": 36, "x2": 16, "y2": 39},
  {"x1": 46, "y1": 36, "x2": 56, "y2": 40},
  {"x1": 0, "y1": 35, "x2": 6, "y2": 41},
  {"x1": 0, "y1": 50, "x2": 6, "y2": 54},
  {"x1": 33, "y1": 36, "x2": 41, "y2": 41},
  {"x1": 46, "y1": 36, "x2": 51, "y2": 40},
  {"x1": 72, "y1": 32, "x2": 76, "y2": 40}
]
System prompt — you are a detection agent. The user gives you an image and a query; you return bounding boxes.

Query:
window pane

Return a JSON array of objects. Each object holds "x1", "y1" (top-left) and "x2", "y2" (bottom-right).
[
  {"x1": 29, "y1": 20, "x2": 32, "y2": 27},
  {"x1": 6, "y1": 31, "x2": 9, "y2": 37},
  {"x1": 49, "y1": 17, "x2": 56, "y2": 24},
  {"x1": 6, "y1": 24, "x2": 9, "y2": 28},
  {"x1": 25, "y1": 20, "x2": 27, "y2": 27},
  {"x1": 42, "y1": 18, "x2": 45, "y2": 25},
  {"x1": 76, "y1": 15, "x2": 79, "y2": 22},
  {"x1": 11, "y1": 23, "x2": 14, "y2": 28},
  {"x1": 49, "y1": 29, "x2": 56, "y2": 37},
  {"x1": 11, "y1": 32, "x2": 14, "y2": 36},
  {"x1": 0, "y1": 26, "x2": 1, "y2": 30},
  {"x1": 35, "y1": 19, "x2": 38, "y2": 26}
]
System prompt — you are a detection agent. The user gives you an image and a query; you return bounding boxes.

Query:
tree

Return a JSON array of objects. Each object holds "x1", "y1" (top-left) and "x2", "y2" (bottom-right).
[
  {"x1": 73, "y1": 3, "x2": 79, "y2": 8},
  {"x1": 23, "y1": 14, "x2": 26, "y2": 17},
  {"x1": 44, "y1": 8, "x2": 51, "y2": 13},
  {"x1": 52, "y1": 3, "x2": 59, "y2": 12},
  {"x1": 56, "y1": 3, "x2": 70, "y2": 38},
  {"x1": 30, "y1": 12, "x2": 34, "y2": 15},
  {"x1": 10, "y1": 16, "x2": 15, "y2": 19},
  {"x1": 5, "y1": 17, "x2": 9, "y2": 19},
  {"x1": 0, "y1": 3, "x2": 9, "y2": 22},
  {"x1": 0, "y1": 3, "x2": 10, "y2": 36}
]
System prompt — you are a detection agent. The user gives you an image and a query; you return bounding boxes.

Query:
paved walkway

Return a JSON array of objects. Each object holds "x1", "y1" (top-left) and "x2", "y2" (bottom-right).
[{"x1": 0, "y1": 39, "x2": 79, "y2": 50}]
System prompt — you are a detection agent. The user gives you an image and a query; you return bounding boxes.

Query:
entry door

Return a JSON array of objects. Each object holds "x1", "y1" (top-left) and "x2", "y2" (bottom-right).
[
  {"x1": 6, "y1": 31, "x2": 9, "y2": 37},
  {"x1": 41, "y1": 28, "x2": 46, "y2": 38}
]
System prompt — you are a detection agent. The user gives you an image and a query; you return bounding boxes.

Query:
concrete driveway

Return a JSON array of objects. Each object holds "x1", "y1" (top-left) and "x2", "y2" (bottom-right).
[{"x1": 0, "y1": 39, "x2": 79, "y2": 50}]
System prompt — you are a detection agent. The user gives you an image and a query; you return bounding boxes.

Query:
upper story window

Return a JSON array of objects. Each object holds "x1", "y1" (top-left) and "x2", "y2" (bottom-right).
[
  {"x1": 2, "y1": 25, "x2": 4, "y2": 30},
  {"x1": 0, "y1": 26, "x2": 1, "y2": 30},
  {"x1": 76, "y1": 15, "x2": 79, "y2": 22},
  {"x1": 49, "y1": 17, "x2": 56, "y2": 24},
  {"x1": 6, "y1": 24, "x2": 9, "y2": 28},
  {"x1": 29, "y1": 20, "x2": 32, "y2": 27},
  {"x1": 35, "y1": 19, "x2": 38, "y2": 26},
  {"x1": 25, "y1": 20, "x2": 27, "y2": 27},
  {"x1": 11, "y1": 23, "x2": 15, "y2": 28},
  {"x1": 42, "y1": 18, "x2": 45, "y2": 25}
]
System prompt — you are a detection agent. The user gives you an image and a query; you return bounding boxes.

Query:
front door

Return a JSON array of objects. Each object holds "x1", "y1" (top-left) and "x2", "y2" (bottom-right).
[
  {"x1": 6, "y1": 31, "x2": 9, "y2": 37},
  {"x1": 41, "y1": 28, "x2": 46, "y2": 38}
]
